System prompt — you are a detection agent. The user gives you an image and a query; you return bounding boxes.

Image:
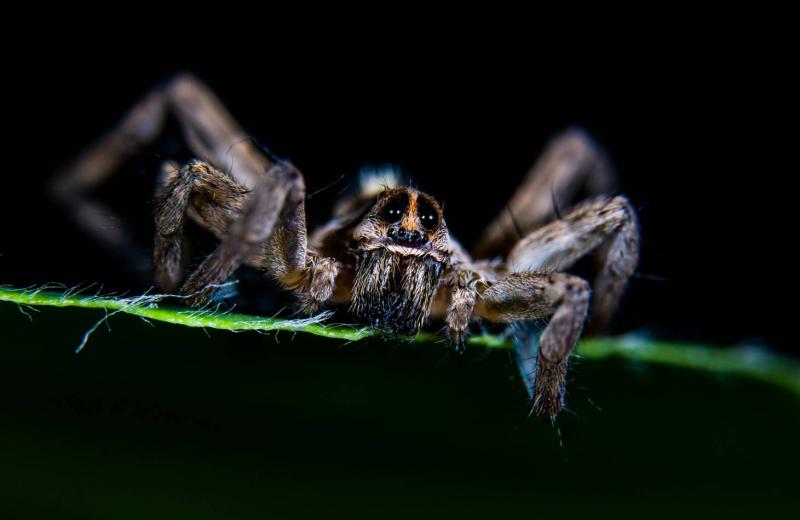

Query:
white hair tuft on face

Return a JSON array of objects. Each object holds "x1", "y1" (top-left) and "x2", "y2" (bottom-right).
[{"x1": 358, "y1": 164, "x2": 404, "y2": 197}]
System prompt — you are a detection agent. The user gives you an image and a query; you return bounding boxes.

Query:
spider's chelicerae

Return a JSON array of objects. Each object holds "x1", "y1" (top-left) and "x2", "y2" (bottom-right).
[{"x1": 53, "y1": 74, "x2": 640, "y2": 419}]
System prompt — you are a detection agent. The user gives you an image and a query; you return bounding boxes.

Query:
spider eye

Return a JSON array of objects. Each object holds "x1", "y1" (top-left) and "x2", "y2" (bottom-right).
[
  {"x1": 419, "y1": 214, "x2": 439, "y2": 232},
  {"x1": 380, "y1": 193, "x2": 408, "y2": 223},
  {"x1": 417, "y1": 198, "x2": 440, "y2": 231}
]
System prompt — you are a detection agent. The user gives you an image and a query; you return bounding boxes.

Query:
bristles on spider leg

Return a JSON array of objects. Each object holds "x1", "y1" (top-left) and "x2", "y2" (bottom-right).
[{"x1": 532, "y1": 356, "x2": 567, "y2": 420}]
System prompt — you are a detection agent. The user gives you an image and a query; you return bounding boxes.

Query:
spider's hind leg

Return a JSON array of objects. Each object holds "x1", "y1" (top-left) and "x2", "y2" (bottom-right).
[{"x1": 51, "y1": 73, "x2": 274, "y2": 275}]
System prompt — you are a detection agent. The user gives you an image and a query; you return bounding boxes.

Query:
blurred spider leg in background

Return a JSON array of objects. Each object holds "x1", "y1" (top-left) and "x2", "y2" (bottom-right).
[
  {"x1": 50, "y1": 73, "x2": 272, "y2": 272},
  {"x1": 473, "y1": 128, "x2": 617, "y2": 259},
  {"x1": 51, "y1": 73, "x2": 338, "y2": 309}
]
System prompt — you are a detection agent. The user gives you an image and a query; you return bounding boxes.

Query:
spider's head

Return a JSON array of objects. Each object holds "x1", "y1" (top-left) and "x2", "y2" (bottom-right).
[
  {"x1": 354, "y1": 187, "x2": 450, "y2": 259},
  {"x1": 350, "y1": 187, "x2": 451, "y2": 335}
]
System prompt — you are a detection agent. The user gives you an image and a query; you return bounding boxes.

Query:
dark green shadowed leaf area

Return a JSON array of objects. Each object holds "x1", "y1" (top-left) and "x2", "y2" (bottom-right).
[{"x1": 1, "y1": 286, "x2": 799, "y2": 518}]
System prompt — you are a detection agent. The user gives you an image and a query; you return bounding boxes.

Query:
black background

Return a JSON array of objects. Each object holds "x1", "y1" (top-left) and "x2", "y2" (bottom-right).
[
  {"x1": 2, "y1": 47, "x2": 791, "y2": 353},
  {"x1": 0, "y1": 31, "x2": 797, "y2": 518}
]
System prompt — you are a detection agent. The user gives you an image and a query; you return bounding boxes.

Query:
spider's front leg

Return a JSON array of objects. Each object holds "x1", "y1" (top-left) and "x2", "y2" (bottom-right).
[
  {"x1": 475, "y1": 272, "x2": 590, "y2": 419},
  {"x1": 154, "y1": 159, "x2": 339, "y2": 310},
  {"x1": 507, "y1": 195, "x2": 640, "y2": 332},
  {"x1": 475, "y1": 196, "x2": 639, "y2": 419}
]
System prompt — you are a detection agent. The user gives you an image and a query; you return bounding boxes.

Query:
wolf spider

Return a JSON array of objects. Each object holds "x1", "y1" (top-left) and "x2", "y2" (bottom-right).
[{"x1": 52, "y1": 74, "x2": 639, "y2": 419}]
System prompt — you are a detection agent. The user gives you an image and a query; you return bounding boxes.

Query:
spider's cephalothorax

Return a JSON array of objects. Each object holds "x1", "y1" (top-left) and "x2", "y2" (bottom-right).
[
  {"x1": 53, "y1": 73, "x2": 641, "y2": 420},
  {"x1": 350, "y1": 188, "x2": 450, "y2": 335}
]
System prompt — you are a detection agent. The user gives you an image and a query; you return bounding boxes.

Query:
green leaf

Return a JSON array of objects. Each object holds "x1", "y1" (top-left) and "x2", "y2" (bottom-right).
[{"x1": 1, "y1": 285, "x2": 798, "y2": 396}]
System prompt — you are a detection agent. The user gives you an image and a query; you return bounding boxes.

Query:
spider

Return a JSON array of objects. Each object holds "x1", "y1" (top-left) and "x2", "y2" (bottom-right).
[{"x1": 52, "y1": 73, "x2": 640, "y2": 419}]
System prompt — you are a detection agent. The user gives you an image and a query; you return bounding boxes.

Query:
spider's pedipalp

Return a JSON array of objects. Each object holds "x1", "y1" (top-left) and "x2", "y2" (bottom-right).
[{"x1": 445, "y1": 271, "x2": 478, "y2": 352}]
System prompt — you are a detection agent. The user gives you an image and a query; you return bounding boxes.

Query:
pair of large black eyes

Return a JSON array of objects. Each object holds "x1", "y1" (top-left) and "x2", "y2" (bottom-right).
[
  {"x1": 418, "y1": 212, "x2": 438, "y2": 229},
  {"x1": 384, "y1": 205, "x2": 404, "y2": 219},
  {"x1": 381, "y1": 200, "x2": 439, "y2": 230},
  {"x1": 416, "y1": 199, "x2": 440, "y2": 230}
]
